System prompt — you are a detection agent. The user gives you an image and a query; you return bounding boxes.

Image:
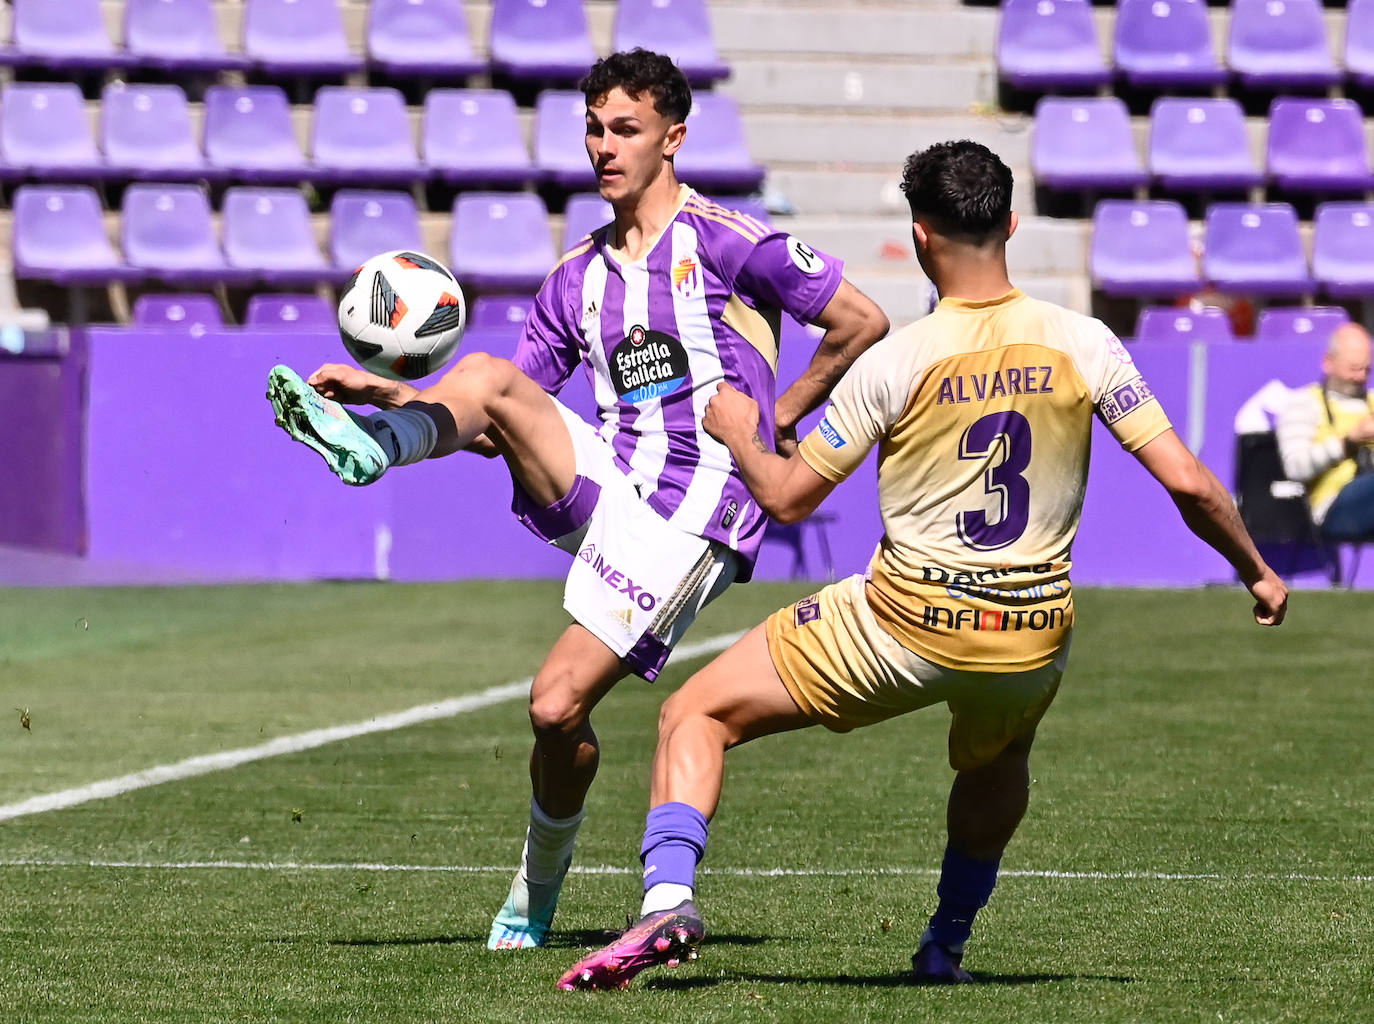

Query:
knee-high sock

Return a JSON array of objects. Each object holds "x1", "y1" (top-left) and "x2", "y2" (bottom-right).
[
  {"x1": 520, "y1": 798, "x2": 584, "y2": 886},
  {"x1": 365, "y1": 403, "x2": 448, "y2": 466},
  {"x1": 639, "y1": 802, "x2": 708, "y2": 915},
  {"x1": 923, "y1": 844, "x2": 1000, "y2": 952}
]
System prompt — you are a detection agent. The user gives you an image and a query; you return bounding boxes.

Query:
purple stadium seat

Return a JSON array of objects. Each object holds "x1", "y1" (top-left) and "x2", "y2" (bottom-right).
[
  {"x1": 102, "y1": 83, "x2": 216, "y2": 182},
  {"x1": 1031, "y1": 97, "x2": 1148, "y2": 192},
  {"x1": 133, "y1": 293, "x2": 225, "y2": 333},
  {"x1": 0, "y1": 83, "x2": 106, "y2": 180},
  {"x1": 122, "y1": 184, "x2": 241, "y2": 286},
  {"x1": 245, "y1": 292, "x2": 337, "y2": 329},
  {"x1": 465, "y1": 294, "x2": 534, "y2": 355},
  {"x1": 12, "y1": 185, "x2": 141, "y2": 285},
  {"x1": 0, "y1": 0, "x2": 133, "y2": 69},
  {"x1": 1203, "y1": 203, "x2": 1312, "y2": 296},
  {"x1": 242, "y1": 0, "x2": 363, "y2": 76},
  {"x1": 222, "y1": 187, "x2": 331, "y2": 286},
  {"x1": 469, "y1": 294, "x2": 535, "y2": 332},
  {"x1": 561, "y1": 193, "x2": 613, "y2": 249},
  {"x1": 1312, "y1": 202, "x2": 1374, "y2": 298},
  {"x1": 1135, "y1": 305, "x2": 1235, "y2": 343},
  {"x1": 1090, "y1": 200, "x2": 1200, "y2": 297},
  {"x1": 367, "y1": 0, "x2": 484, "y2": 77},
  {"x1": 489, "y1": 0, "x2": 596, "y2": 84},
  {"x1": 329, "y1": 190, "x2": 424, "y2": 271},
  {"x1": 1114, "y1": 0, "x2": 1225, "y2": 89},
  {"x1": 1266, "y1": 98, "x2": 1374, "y2": 194},
  {"x1": 1254, "y1": 305, "x2": 1350, "y2": 343},
  {"x1": 614, "y1": 0, "x2": 730, "y2": 85},
  {"x1": 124, "y1": 0, "x2": 249, "y2": 71},
  {"x1": 450, "y1": 192, "x2": 556, "y2": 292},
  {"x1": 203, "y1": 86, "x2": 311, "y2": 184},
  {"x1": 996, "y1": 0, "x2": 1111, "y2": 91},
  {"x1": 423, "y1": 89, "x2": 535, "y2": 187},
  {"x1": 1148, "y1": 98, "x2": 1262, "y2": 193},
  {"x1": 1228, "y1": 0, "x2": 1338, "y2": 91},
  {"x1": 1347, "y1": 0, "x2": 1374, "y2": 89},
  {"x1": 535, "y1": 90, "x2": 597, "y2": 190},
  {"x1": 674, "y1": 93, "x2": 766, "y2": 192},
  {"x1": 312, "y1": 87, "x2": 426, "y2": 185}
]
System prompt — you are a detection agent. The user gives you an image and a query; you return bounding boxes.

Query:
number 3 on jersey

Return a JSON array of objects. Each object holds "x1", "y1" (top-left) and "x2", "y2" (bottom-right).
[{"x1": 956, "y1": 410, "x2": 1032, "y2": 550}]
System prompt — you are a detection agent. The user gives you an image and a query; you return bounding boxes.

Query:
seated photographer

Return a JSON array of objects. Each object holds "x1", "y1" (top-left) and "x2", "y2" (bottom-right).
[{"x1": 1275, "y1": 323, "x2": 1374, "y2": 543}]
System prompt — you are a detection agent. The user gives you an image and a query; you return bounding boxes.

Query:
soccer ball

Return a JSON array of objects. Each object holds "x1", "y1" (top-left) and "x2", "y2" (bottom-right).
[{"x1": 337, "y1": 250, "x2": 467, "y2": 381}]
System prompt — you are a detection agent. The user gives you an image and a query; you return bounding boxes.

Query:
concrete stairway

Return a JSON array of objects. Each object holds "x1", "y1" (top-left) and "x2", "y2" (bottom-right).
[{"x1": 709, "y1": 0, "x2": 1091, "y2": 324}]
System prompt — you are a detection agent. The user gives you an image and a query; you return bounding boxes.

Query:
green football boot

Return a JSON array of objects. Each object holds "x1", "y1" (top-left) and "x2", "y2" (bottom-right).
[{"x1": 266, "y1": 364, "x2": 389, "y2": 486}]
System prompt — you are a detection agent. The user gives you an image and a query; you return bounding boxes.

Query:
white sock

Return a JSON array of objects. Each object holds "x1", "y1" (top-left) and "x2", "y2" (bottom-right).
[
  {"x1": 521, "y1": 799, "x2": 584, "y2": 886},
  {"x1": 365, "y1": 407, "x2": 438, "y2": 467},
  {"x1": 641, "y1": 882, "x2": 694, "y2": 916}
]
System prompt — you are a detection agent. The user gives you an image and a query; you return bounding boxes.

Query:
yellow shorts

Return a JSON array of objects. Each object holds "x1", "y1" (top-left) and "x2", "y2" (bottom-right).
[{"x1": 765, "y1": 574, "x2": 1069, "y2": 770}]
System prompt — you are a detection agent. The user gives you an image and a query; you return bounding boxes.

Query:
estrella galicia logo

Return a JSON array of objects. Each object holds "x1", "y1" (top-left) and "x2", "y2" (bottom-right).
[
  {"x1": 611, "y1": 326, "x2": 689, "y2": 404},
  {"x1": 818, "y1": 416, "x2": 847, "y2": 449}
]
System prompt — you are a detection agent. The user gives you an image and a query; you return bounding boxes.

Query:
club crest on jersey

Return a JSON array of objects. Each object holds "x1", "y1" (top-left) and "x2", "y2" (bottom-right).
[
  {"x1": 672, "y1": 255, "x2": 703, "y2": 300},
  {"x1": 611, "y1": 326, "x2": 689, "y2": 404}
]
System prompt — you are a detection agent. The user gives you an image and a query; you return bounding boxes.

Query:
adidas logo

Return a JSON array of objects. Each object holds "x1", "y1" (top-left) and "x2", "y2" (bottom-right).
[{"x1": 608, "y1": 607, "x2": 634, "y2": 634}]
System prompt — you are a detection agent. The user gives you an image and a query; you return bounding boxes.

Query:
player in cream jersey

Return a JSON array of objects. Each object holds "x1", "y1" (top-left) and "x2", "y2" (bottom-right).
[
  {"x1": 558, "y1": 141, "x2": 1288, "y2": 992},
  {"x1": 807, "y1": 288, "x2": 1171, "y2": 674}
]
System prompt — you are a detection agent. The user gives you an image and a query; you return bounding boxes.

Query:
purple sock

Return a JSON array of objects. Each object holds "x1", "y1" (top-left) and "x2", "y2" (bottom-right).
[
  {"x1": 927, "y1": 844, "x2": 1000, "y2": 949},
  {"x1": 640, "y1": 802, "x2": 709, "y2": 893}
]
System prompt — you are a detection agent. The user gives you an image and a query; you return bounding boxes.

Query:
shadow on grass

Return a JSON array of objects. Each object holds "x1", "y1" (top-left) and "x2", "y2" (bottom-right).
[
  {"x1": 646, "y1": 969, "x2": 1134, "y2": 990},
  {"x1": 323, "y1": 931, "x2": 772, "y2": 950}
]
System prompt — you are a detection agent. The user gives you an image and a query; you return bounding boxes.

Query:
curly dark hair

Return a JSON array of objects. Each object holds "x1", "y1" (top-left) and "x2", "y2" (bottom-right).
[
  {"x1": 579, "y1": 48, "x2": 692, "y2": 124},
  {"x1": 899, "y1": 141, "x2": 1014, "y2": 242}
]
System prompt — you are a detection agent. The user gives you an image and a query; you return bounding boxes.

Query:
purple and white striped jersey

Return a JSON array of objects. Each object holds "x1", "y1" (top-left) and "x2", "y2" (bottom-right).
[{"x1": 513, "y1": 186, "x2": 843, "y2": 578}]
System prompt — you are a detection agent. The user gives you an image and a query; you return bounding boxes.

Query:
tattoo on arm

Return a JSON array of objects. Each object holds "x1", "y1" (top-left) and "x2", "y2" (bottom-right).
[{"x1": 751, "y1": 432, "x2": 770, "y2": 455}]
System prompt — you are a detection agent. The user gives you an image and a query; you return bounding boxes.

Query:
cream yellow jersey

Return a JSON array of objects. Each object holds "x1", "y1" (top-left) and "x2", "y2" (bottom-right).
[{"x1": 798, "y1": 289, "x2": 1172, "y2": 672}]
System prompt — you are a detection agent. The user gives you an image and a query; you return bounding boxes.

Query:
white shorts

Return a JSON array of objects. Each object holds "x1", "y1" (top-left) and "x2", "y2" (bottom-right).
[{"x1": 512, "y1": 399, "x2": 738, "y2": 680}]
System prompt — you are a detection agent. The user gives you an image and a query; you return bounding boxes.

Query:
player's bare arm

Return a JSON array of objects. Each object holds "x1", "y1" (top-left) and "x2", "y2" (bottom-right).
[
  {"x1": 773, "y1": 279, "x2": 888, "y2": 445},
  {"x1": 1133, "y1": 429, "x2": 1288, "y2": 626},
  {"x1": 704, "y1": 382, "x2": 835, "y2": 524}
]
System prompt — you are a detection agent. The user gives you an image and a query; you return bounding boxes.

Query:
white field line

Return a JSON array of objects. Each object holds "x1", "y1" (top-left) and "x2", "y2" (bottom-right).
[
  {"x1": 0, "y1": 859, "x2": 1370, "y2": 884},
  {"x1": 0, "y1": 629, "x2": 748, "y2": 826}
]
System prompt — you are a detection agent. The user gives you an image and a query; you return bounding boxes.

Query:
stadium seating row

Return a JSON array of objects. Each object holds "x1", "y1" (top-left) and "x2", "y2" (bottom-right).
[
  {"x1": 1090, "y1": 199, "x2": 1374, "y2": 297},
  {"x1": 0, "y1": 82, "x2": 764, "y2": 193},
  {"x1": 1, "y1": 0, "x2": 730, "y2": 85},
  {"x1": 129, "y1": 290, "x2": 536, "y2": 336},
  {"x1": 1000, "y1": 0, "x2": 1366, "y2": 92},
  {"x1": 10, "y1": 184, "x2": 771, "y2": 293},
  {"x1": 1131, "y1": 303, "x2": 1350, "y2": 343},
  {"x1": 1035, "y1": 95, "x2": 1374, "y2": 196}
]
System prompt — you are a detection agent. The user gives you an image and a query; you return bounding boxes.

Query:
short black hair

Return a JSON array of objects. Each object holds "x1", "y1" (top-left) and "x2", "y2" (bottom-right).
[
  {"x1": 579, "y1": 48, "x2": 692, "y2": 125},
  {"x1": 899, "y1": 141, "x2": 1014, "y2": 242}
]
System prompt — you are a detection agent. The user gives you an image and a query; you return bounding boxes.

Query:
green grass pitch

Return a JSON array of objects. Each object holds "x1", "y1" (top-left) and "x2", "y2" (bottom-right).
[{"x1": 1, "y1": 581, "x2": 1370, "y2": 1023}]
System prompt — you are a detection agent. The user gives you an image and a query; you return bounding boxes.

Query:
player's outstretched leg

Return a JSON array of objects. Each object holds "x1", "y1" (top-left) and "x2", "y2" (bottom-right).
[
  {"x1": 557, "y1": 901, "x2": 705, "y2": 991},
  {"x1": 267, "y1": 365, "x2": 388, "y2": 486}
]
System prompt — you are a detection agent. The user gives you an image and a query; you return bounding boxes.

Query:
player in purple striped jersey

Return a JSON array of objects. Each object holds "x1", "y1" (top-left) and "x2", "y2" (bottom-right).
[{"x1": 265, "y1": 49, "x2": 889, "y2": 950}]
